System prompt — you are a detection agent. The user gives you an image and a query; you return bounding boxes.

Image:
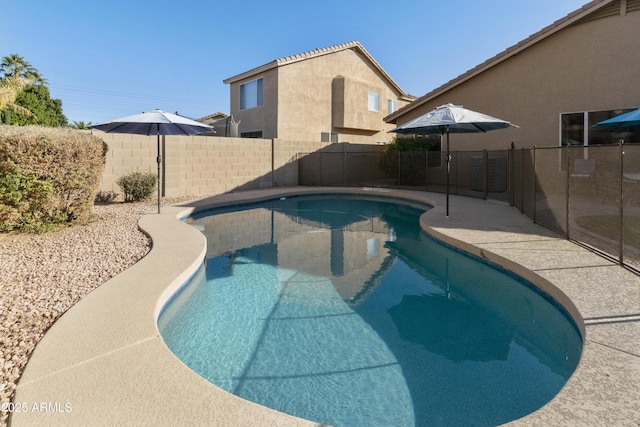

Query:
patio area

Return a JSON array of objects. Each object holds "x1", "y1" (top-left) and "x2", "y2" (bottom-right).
[{"x1": 10, "y1": 187, "x2": 640, "y2": 426}]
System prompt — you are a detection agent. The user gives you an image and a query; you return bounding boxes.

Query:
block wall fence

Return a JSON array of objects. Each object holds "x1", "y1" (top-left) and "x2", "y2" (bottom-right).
[
  {"x1": 97, "y1": 132, "x2": 640, "y2": 272},
  {"x1": 97, "y1": 133, "x2": 382, "y2": 198}
]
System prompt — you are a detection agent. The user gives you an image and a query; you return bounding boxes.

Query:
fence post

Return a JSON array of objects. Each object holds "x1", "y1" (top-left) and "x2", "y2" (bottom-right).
[
  {"x1": 619, "y1": 139, "x2": 625, "y2": 265},
  {"x1": 520, "y1": 148, "x2": 525, "y2": 213},
  {"x1": 566, "y1": 144, "x2": 571, "y2": 240},
  {"x1": 532, "y1": 146, "x2": 537, "y2": 223},
  {"x1": 509, "y1": 142, "x2": 514, "y2": 206}
]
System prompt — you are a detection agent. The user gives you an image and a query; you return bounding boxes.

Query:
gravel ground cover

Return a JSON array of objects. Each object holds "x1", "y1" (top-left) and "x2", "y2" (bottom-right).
[{"x1": 0, "y1": 199, "x2": 190, "y2": 426}]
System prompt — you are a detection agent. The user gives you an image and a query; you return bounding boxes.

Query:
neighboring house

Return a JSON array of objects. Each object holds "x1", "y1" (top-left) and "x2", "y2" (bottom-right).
[
  {"x1": 197, "y1": 112, "x2": 228, "y2": 124},
  {"x1": 385, "y1": 0, "x2": 640, "y2": 151},
  {"x1": 197, "y1": 112, "x2": 240, "y2": 137},
  {"x1": 223, "y1": 41, "x2": 416, "y2": 144}
]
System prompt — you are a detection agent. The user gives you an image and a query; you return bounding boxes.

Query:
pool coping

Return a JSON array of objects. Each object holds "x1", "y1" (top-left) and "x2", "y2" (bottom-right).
[{"x1": 10, "y1": 187, "x2": 640, "y2": 426}]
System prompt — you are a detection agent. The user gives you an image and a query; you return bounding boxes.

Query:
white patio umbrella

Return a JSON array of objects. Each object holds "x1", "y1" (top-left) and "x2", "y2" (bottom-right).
[
  {"x1": 390, "y1": 103, "x2": 517, "y2": 217},
  {"x1": 91, "y1": 110, "x2": 213, "y2": 213}
]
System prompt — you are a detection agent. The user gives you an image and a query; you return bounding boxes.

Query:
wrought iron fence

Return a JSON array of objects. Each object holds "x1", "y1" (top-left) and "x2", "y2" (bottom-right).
[{"x1": 298, "y1": 142, "x2": 640, "y2": 272}]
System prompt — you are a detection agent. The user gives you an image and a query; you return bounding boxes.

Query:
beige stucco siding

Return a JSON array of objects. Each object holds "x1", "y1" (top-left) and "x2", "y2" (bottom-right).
[
  {"x1": 228, "y1": 44, "x2": 413, "y2": 145},
  {"x1": 277, "y1": 49, "x2": 411, "y2": 144},
  {"x1": 229, "y1": 71, "x2": 279, "y2": 138},
  {"x1": 275, "y1": 52, "x2": 336, "y2": 142},
  {"x1": 393, "y1": 10, "x2": 640, "y2": 151}
]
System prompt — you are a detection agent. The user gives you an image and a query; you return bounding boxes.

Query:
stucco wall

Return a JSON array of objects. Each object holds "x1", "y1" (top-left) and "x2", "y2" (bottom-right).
[
  {"x1": 393, "y1": 8, "x2": 640, "y2": 151},
  {"x1": 98, "y1": 132, "x2": 383, "y2": 199},
  {"x1": 228, "y1": 47, "x2": 412, "y2": 145},
  {"x1": 276, "y1": 48, "x2": 409, "y2": 144}
]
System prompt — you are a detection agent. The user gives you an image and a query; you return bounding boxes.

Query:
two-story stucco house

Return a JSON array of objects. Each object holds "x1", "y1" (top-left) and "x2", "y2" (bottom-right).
[{"x1": 223, "y1": 41, "x2": 416, "y2": 144}]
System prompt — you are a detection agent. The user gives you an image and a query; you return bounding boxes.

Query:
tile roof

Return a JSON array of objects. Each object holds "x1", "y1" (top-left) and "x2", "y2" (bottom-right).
[
  {"x1": 223, "y1": 41, "x2": 414, "y2": 99},
  {"x1": 385, "y1": 0, "x2": 616, "y2": 123},
  {"x1": 197, "y1": 112, "x2": 228, "y2": 122}
]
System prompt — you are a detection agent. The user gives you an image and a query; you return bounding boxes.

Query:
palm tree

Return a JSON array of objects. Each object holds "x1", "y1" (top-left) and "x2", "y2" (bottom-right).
[
  {"x1": 70, "y1": 120, "x2": 92, "y2": 130},
  {"x1": 1, "y1": 55, "x2": 49, "y2": 123},
  {"x1": 0, "y1": 54, "x2": 37, "y2": 79},
  {"x1": 1, "y1": 55, "x2": 47, "y2": 85},
  {"x1": 0, "y1": 75, "x2": 36, "y2": 123},
  {"x1": 25, "y1": 70, "x2": 48, "y2": 86}
]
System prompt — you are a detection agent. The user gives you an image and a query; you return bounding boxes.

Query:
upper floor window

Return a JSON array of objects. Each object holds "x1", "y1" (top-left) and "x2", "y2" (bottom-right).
[
  {"x1": 240, "y1": 78, "x2": 263, "y2": 110},
  {"x1": 388, "y1": 99, "x2": 397, "y2": 114},
  {"x1": 368, "y1": 92, "x2": 379, "y2": 112}
]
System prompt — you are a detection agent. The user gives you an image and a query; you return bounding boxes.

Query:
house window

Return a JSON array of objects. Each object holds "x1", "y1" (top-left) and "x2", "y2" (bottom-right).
[
  {"x1": 240, "y1": 78, "x2": 263, "y2": 110},
  {"x1": 321, "y1": 132, "x2": 339, "y2": 143},
  {"x1": 387, "y1": 99, "x2": 397, "y2": 114},
  {"x1": 560, "y1": 108, "x2": 640, "y2": 146},
  {"x1": 241, "y1": 130, "x2": 263, "y2": 138},
  {"x1": 561, "y1": 112, "x2": 584, "y2": 146},
  {"x1": 368, "y1": 92, "x2": 379, "y2": 112}
]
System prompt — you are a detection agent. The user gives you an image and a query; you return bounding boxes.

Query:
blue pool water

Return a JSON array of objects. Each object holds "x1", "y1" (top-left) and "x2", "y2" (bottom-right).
[{"x1": 158, "y1": 195, "x2": 582, "y2": 427}]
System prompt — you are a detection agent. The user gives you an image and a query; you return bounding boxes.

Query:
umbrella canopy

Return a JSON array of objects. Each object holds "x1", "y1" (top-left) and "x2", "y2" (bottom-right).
[
  {"x1": 594, "y1": 108, "x2": 640, "y2": 128},
  {"x1": 391, "y1": 103, "x2": 517, "y2": 135},
  {"x1": 92, "y1": 110, "x2": 213, "y2": 213},
  {"x1": 92, "y1": 110, "x2": 214, "y2": 136},
  {"x1": 390, "y1": 103, "x2": 517, "y2": 216}
]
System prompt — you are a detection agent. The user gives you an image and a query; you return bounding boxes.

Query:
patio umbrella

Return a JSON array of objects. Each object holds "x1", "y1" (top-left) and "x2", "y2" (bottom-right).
[
  {"x1": 91, "y1": 110, "x2": 213, "y2": 213},
  {"x1": 390, "y1": 103, "x2": 517, "y2": 217},
  {"x1": 594, "y1": 108, "x2": 640, "y2": 128}
]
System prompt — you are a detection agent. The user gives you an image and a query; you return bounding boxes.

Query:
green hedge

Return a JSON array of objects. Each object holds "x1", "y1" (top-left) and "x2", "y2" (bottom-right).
[
  {"x1": 0, "y1": 125, "x2": 105, "y2": 232},
  {"x1": 378, "y1": 135, "x2": 440, "y2": 177}
]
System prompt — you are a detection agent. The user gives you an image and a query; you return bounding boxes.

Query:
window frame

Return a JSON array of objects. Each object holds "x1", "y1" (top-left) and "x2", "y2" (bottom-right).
[
  {"x1": 240, "y1": 130, "x2": 263, "y2": 138},
  {"x1": 321, "y1": 131, "x2": 339, "y2": 143},
  {"x1": 368, "y1": 91, "x2": 379, "y2": 112},
  {"x1": 240, "y1": 78, "x2": 263, "y2": 110},
  {"x1": 387, "y1": 98, "x2": 397, "y2": 114},
  {"x1": 560, "y1": 107, "x2": 640, "y2": 146}
]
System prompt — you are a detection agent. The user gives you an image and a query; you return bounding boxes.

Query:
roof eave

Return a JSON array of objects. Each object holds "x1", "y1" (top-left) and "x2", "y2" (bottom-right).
[
  {"x1": 223, "y1": 60, "x2": 278, "y2": 84},
  {"x1": 223, "y1": 41, "x2": 411, "y2": 97},
  {"x1": 385, "y1": 0, "x2": 614, "y2": 123}
]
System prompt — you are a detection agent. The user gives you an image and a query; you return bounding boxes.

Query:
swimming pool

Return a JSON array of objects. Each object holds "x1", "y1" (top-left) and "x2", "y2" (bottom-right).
[{"x1": 159, "y1": 195, "x2": 582, "y2": 427}]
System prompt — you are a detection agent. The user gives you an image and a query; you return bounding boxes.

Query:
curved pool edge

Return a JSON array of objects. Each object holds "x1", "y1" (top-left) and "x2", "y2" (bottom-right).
[
  {"x1": 11, "y1": 187, "x2": 640, "y2": 426},
  {"x1": 10, "y1": 195, "x2": 324, "y2": 427},
  {"x1": 419, "y1": 215, "x2": 586, "y2": 340}
]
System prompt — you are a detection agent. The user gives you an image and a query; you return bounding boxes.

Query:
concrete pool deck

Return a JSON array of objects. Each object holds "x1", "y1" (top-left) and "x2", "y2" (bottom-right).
[{"x1": 10, "y1": 187, "x2": 640, "y2": 426}]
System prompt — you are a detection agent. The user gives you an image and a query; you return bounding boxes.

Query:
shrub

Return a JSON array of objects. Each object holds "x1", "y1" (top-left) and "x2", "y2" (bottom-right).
[
  {"x1": 0, "y1": 125, "x2": 105, "y2": 232},
  {"x1": 378, "y1": 135, "x2": 441, "y2": 179},
  {"x1": 0, "y1": 163, "x2": 54, "y2": 232},
  {"x1": 116, "y1": 171, "x2": 156, "y2": 202}
]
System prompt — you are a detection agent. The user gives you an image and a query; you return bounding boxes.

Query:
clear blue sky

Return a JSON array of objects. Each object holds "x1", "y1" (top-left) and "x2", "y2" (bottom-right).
[{"x1": 2, "y1": 0, "x2": 589, "y2": 125}]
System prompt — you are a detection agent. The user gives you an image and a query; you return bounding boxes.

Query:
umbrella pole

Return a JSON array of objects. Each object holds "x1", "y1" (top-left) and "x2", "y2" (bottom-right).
[
  {"x1": 157, "y1": 132, "x2": 161, "y2": 214},
  {"x1": 446, "y1": 129, "x2": 450, "y2": 217}
]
